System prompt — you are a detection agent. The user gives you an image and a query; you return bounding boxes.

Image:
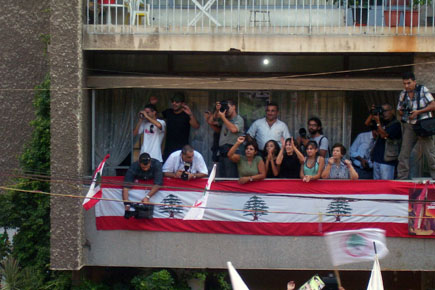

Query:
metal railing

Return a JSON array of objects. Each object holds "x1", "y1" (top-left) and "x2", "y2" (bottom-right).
[{"x1": 86, "y1": 0, "x2": 435, "y2": 35}]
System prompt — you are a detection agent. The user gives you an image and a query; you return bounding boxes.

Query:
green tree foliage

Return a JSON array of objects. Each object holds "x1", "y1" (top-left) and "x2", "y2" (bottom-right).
[
  {"x1": 0, "y1": 75, "x2": 60, "y2": 288},
  {"x1": 131, "y1": 270, "x2": 175, "y2": 290}
]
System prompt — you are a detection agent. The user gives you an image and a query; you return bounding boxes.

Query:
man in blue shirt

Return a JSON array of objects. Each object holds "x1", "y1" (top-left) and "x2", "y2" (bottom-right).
[
  {"x1": 350, "y1": 129, "x2": 377, "y2": 179},
  {"x1": 123, "y1": 152, "x2": 163, "y2": 211}
]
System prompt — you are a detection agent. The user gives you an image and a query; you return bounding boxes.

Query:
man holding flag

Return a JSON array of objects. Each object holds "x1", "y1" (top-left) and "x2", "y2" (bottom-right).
[{"x1": 123, "y1": 152, "x2": 163, "y2": 211}]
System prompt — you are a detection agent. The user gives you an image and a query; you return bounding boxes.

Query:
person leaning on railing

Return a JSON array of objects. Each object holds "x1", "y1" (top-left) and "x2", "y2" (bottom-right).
[
  {"x1": 227, "y1": 135, "x2": 266, "y2": 184},
  {"x1": 321, "y1": 143, "x2": 359, "y2": 180}
]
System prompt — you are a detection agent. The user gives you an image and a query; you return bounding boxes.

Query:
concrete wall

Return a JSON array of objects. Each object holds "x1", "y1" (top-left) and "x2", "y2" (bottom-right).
[
  {"x1": 50, "y1": 0, "x2": 91, "y2": 270},
  {"x1": 414, "y1": 53, "x2": 435, "y2": 92},
  {"x1": 83, "y1": 208, "x2": 435, "y2": 271},
  {"x1": 0, "y1": 1, "x2": 50, "y2": 187}
]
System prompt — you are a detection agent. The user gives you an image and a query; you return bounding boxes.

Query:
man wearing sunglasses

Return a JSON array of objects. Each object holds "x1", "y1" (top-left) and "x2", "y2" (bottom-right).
[{"x1": 134, "y1": 104, "x2": 166, "y2": 162}]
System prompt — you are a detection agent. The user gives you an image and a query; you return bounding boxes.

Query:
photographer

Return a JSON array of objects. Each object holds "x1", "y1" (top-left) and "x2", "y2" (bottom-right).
[
  {"x1": 364, "y1": 103, "x2": 401, "y2": 180},
  {"x1": 205, "y1": 100, "x2": 244, "y2": 178},
  {"x1": 123, "y1": 153, "x2": 163, "y2": 211},
  {"x1": 162, "y1": 144, "x2": 208, "y2": 180},
  {"x1": 396, "y1": 72, "x2": 435, "y2": 180},
  {"x1": 133, "y1": 104, "x2": 166, "y2": 162}
]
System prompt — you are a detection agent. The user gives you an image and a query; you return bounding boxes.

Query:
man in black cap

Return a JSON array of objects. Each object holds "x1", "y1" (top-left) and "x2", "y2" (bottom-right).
[
  {"x1": 162, "y1": 92, "x2": 200, "y2": 161},
  {"x1": 122, "y1": 152, "x2": 163, "y2": 211}
]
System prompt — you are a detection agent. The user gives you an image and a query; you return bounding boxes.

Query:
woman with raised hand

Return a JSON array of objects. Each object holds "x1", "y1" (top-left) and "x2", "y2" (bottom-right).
[
  {"x1": 228, "y1": 135, "x2": 266, "y2": 184},
  {"x1": 300, "y1": 141, "x2": 325, "y2": 182},
  {"x1": 321, "y1": 143, "x2": 359, "y2": 180},
  {"x1": 263, "y1": 139, "x2": 280, "y2": 178},
  {"x1": 277, "y1": 137, "x2": 305, "y2": 178}
]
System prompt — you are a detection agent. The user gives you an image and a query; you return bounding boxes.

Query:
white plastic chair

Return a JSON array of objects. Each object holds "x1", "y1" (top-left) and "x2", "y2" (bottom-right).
[
  {"x1": 99, "y1": 0, "x2": 128, "y2": 25},
  {"x1": 129, "y1": 0, "x2": 151, "y2": 26}
]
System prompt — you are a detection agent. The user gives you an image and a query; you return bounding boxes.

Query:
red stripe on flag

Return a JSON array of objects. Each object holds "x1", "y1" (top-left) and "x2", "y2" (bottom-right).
[
  {"x1": 96, "y1": 217, "x2": 416, "y2": 238},
  {"x1": 83, "y1": 190, "x2": 103, "y2": 210}
]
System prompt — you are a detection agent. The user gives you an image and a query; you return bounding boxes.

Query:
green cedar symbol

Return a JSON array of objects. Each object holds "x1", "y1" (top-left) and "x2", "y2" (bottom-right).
[
  {"x1": 243, "y1": 195, "x2": 269, "y2": 221},
  {"x1": 159, "y1": 194, "x2": 184, "y2": 218},
  {"x1": 326, "y1": 199, "x2": 352, "y2": 222}
]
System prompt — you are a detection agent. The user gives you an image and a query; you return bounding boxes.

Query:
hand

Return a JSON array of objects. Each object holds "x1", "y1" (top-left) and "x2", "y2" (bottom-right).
[
  {"x1": 409, "y1": 110, "x2": 419, "y2": 120},
  {"x1": 187, "y1": 172, "x2": 194, "y2": 180},
  {"x1": 360, "y1": 159, "x2": 368, "y2": 169},
  {"x1": 281, "y1": 137, "x2": 285, "y2": 148},
  {"x1": 287, "y1": 281, "x2": 296, "y2": 290},
  {"x1": 290, "y1": 137, "x2": 295, "y2": 147},
  {"x1": 372, "y1": 114, "x2": 380, "y2": 123},
  {"x1": 238, "y1": 176, "x2": 250, "y2": 184},
  {"x1": 182, "y1": 104, "x2": 193, "y2": 116},
  {"x1": 140, "y1": 110, "x2": 151, "y2": 121},
  {"x1": 344, "y1": 159, "x2": 352, "y2": 167},
  {"x1": 217, "y1": 109, "x2": 226, "y2": 119},
  {"x1": 328, "y1": 158, "x2": 335, "y2": 165},
  {"x1": 125, "y1": 204, "x2": 131, "y2": 211},
  {"x1": 303, "y1": 175, "x2": 312, "y2": 182},
  {"x1": 142, "y1": 197, "x2": 150, "y2": 203},
  {"x1": 175, "y1": 170, "x2": 184, "y2": 178},
  {"x1": 236, "y1": 136, "x2": 245, "y2": 144},
  {"x1": 149, "y1": 96, "x2": 158, "y2": 105}
]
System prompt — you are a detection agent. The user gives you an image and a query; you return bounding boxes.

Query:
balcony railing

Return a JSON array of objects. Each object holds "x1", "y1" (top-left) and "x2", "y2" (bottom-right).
[{"x1": 86, "y1": 0, "x2": 435, "y2": 35}]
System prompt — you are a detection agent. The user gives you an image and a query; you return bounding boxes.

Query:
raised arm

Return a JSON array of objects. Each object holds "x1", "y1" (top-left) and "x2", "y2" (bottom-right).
[{"x1": 227, "y1": 136, "x2": 244, "y2": 163}]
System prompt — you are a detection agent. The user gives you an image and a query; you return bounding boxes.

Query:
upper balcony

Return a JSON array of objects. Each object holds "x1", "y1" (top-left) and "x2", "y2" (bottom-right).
[{"x1": 84, "y1": 0, "x2": 435, "y2": 52}]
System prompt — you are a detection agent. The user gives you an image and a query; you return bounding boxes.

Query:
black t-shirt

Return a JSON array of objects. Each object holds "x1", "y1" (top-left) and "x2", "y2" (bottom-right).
[
  {"x1": 372, "y1": 119, "x2": 402, "y2": 165},
  {"x1": 279, "y1": 153, "x2": 301, "y2": 178},
  {"x1": 162, "y1": 109, "x2": 191, "y2": 159}
]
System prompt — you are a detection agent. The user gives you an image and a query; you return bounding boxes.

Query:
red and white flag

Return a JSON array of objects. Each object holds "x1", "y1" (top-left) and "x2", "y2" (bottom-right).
[
  {"x1": 183, "y1": 164, "x2": 216, "y2": 220},
  {"x1": 324, "y1": 228, "x2": 389, "y2": 266},
  {"x1": 83, "y1": 154, "x2": 110, "y2": 210}
]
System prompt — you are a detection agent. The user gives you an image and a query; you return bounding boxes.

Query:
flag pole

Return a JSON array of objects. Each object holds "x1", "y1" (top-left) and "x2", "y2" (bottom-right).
[{"x1": 334, "y1": 268, "x2": 342, "y2": 288}]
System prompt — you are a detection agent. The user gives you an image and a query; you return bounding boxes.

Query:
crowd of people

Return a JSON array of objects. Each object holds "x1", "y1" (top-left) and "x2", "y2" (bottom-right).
[{"x1": 123, "y1": 72, "x2": 435, "y2": 207}]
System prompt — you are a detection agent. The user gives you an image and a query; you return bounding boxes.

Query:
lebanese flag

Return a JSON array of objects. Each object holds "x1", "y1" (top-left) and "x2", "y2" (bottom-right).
[
  {"x1": 324, "y1": 228, "x2": 389, "y2": 266},
  {"x1": 183, "y1": 164, "x2": 217, "y2": 220},
  {"x1": 83, "y1": 154, "x2": 110, "y2": 210}
]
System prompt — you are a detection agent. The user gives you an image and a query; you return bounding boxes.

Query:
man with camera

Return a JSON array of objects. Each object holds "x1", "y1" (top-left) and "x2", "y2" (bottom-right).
[
  {"x1": 205, "y1": 100, "x2": 244, "y2": 177},
  {"x1": 162, "y1": 144, "x2": 208, "y2": 180},
  {"x1": 161, "y1": 92, "x2": 200, "y2": 161},
  {"x1": 247, "y1": 102, "x2": 291, "y2": 151},
  {"x1": 133, "y1": 104, "x2": 166, "y2": 162},
  {"x1": 123, "y1": 153, "x2": 163, "y2": 213},
  {"x1": 396, "y1": 72, "x2": 435, "y2": 180},
  {"x1": 364, "y1": 103, "x2": 401, "y2": 180}
]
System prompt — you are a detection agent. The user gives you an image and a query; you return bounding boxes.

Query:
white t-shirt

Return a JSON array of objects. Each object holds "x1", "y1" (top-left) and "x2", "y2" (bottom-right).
[
  {"x1": 162, "y1": 150, "x2": 208, "y2": 175},
  {"x1": 138, "y1": 119, "x2": 166, "y2": 162}
]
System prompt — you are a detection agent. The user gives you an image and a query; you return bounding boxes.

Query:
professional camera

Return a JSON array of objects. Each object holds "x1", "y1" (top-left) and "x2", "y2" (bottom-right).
[
  {"x1": 370, "y1": 106, "x2": 384, "y2": 115},
  {"x1": 124, "y1": 203, "x2": 154, "y2": 219},
  {"x1": 400, "y1": 100, "x2": 413, "y2": 123},
  {"x1": 180, "y1": 162, "x2": 191, "y2": 181},
  {"x1": 219, "y1": 101, "x2": 229, "y2": 113}
]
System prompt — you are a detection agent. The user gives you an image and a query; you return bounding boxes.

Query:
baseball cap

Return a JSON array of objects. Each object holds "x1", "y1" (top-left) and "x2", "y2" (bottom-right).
[{"x1": 139, "y1": 153, "x2": 151, "y2": 165}]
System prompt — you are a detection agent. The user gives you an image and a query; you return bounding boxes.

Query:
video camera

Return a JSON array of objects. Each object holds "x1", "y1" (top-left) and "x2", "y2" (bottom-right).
[
  {"x1": 124, "y1": 203, "x2": 154, "y2": 219},
  {"x1": 181, "y1": 162, "x2": 191, "y2": 181}
]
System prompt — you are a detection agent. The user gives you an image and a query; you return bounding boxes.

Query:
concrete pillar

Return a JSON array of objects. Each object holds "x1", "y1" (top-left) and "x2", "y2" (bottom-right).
[{"x1": 50, "y1": 0, "x2": 90, "y2": 270}]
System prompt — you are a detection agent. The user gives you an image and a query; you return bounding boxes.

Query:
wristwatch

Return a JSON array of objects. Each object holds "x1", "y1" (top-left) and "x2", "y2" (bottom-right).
[
  {"x1": 145, "y1": 195, "x2": 151, "y2": 199},
  {"x1": 249, "y1": 176, "x2": 253, "y2": 182}
]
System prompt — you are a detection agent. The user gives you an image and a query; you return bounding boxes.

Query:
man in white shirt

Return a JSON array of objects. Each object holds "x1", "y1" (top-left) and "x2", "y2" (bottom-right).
[
  {"x1": 247, "y1": 102, "x2": 291, "y2": 151},
  {"x1": 162, "y1": 144, "x2": 208, "y2": 180},
  {"x1": 133, "y1": 104, "x2": 166, "y2": 162},
  {"x1": 350, "y1": 129, "x2": 377, "y2": 179}
]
